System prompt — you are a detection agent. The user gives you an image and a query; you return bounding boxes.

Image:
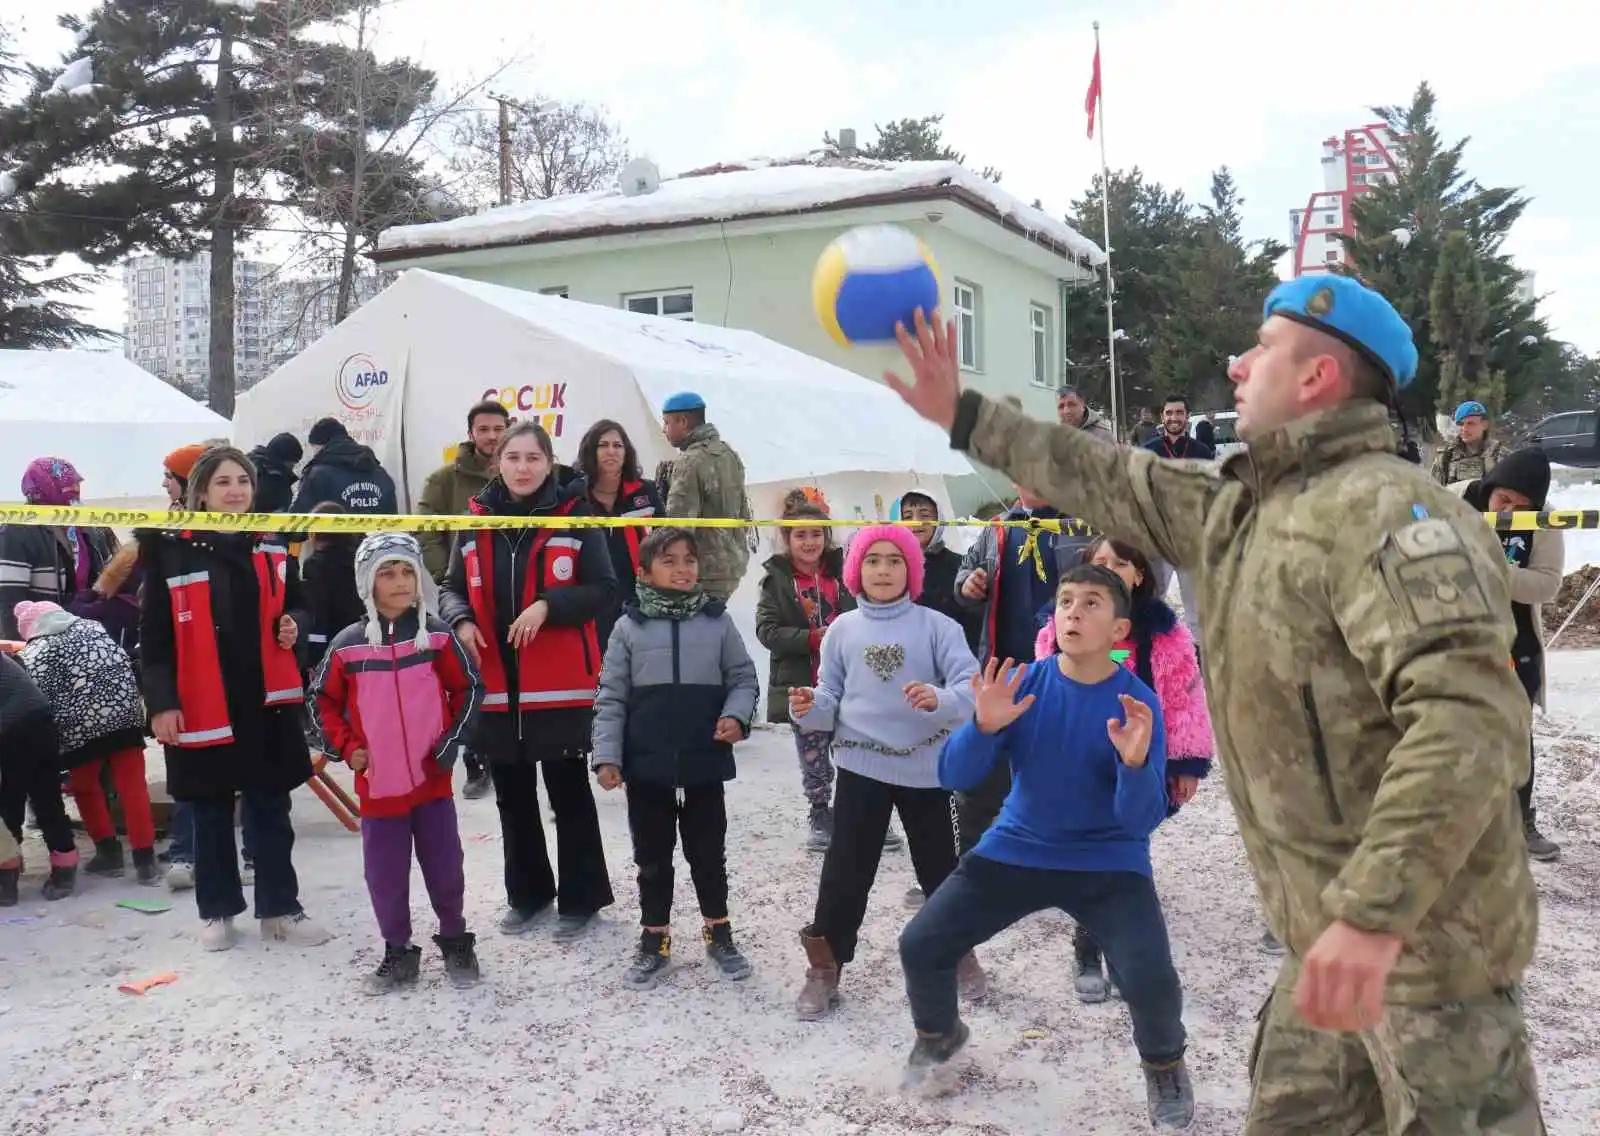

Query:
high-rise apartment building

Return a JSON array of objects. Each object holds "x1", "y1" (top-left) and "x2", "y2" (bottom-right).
[
  {"x1": 263, "y1": 272, "x2": 387, "y2": 370},
  {"x1": 1287, "y1": 123, "x2": 1404, "y2": 277},
  {"x1": 122, "y1": 253, "x2": 270, "y2": 399}
]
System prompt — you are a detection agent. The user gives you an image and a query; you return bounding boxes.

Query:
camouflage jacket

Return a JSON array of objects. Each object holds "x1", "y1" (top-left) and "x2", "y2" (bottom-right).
[
  {"x1": 955, "y1": 393, "x2": 1537, "y2": 1004},
  {"x1": 1430, "y1": 435, "x2": 1507, "y2": 488},
  {"x1": 665, "y1": 422, "x2": 751, "y2": 595}
]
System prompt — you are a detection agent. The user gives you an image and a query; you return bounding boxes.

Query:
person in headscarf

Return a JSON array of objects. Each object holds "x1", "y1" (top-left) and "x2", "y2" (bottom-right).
[{"x1": 0, "y1": 458, "x2": 117, "y2": 639}]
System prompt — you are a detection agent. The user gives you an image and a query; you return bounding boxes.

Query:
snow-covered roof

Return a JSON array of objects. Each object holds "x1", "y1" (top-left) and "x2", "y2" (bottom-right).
[
  {"x1": 0, "y1": 350, "x2": 228, "y2": 501},
  {"x1": 376, "y1": 156, "x2": 1105, "y2": 267}
]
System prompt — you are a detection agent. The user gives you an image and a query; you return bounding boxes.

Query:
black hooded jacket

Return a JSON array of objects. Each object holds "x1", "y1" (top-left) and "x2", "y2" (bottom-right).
[
  {"x1": 247, "y1": 445, "x2": 300, "y2": 512},
  {"x1": 290, "y1": 437, "x2": 399, "y2": 515},
  {"x1": 1464, "y1": 446, "x2": 1552, "y2": 664}
]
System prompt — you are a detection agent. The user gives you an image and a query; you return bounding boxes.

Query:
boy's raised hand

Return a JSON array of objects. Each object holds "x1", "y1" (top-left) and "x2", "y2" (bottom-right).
[
  {"x1": 789, "y1": 686, "x2": 815, "y2": 717},
  {"x1": 713, "y1": 717, "x2": 743, "y2": 743},
  {"x1": 596, "y1": 764, "x2": 622, "y2": 791},
  {"x1": 972, "y1": 658, "x2": 1034, "y2": 734},
  {"x1": 1107, "y1": 694, "x2": 1154, "y2": 768}
]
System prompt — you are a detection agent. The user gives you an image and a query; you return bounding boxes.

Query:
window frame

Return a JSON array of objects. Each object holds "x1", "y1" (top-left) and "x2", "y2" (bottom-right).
[
  {"x1": 953, "y1": 279, "x2": 981, "y2": 372},
  {"x1": 622, "y1": 288, "x2": 694, "y2": 321},
  {"x1": 1029, "y1": 302, "x2": 1053, "y2": 388}
]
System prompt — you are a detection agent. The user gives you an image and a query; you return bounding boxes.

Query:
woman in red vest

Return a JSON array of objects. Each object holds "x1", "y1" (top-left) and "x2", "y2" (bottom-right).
[
  {"x1": 575, "y1": 418, "x2": 664, "y2": 650},
  {"x1": 138, "y1": 446, "x2": 330, "y2": 953},
  {"x1": 441, "y1": 421, "x2": 619, "y2": 941}
]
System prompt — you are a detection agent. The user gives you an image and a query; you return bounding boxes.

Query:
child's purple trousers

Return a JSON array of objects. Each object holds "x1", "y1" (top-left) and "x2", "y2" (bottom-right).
[{"x1": 361, "y1": 796, "x2": 467, "y2": 945}]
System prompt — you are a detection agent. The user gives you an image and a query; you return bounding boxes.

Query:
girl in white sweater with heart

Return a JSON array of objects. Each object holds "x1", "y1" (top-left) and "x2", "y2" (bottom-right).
[{"x1": 787, "y1": 523, "x2": 980, "y2": 1021}]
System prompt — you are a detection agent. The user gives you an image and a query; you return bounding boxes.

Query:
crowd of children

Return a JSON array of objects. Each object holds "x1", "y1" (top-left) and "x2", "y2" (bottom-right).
[{"x1": 0, "y1": 428, "x2": 1231, "y2": 1130}]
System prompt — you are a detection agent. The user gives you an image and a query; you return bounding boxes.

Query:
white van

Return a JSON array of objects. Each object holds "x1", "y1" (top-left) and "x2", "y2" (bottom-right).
[{"x1": 1193, "y1": 411, "x2": 1246, "y2": 460}]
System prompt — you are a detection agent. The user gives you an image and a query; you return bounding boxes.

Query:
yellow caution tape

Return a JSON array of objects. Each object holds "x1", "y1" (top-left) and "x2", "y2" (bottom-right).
[{"x1": 0, "y1": 503, "x2": 1591, "y2": 535}]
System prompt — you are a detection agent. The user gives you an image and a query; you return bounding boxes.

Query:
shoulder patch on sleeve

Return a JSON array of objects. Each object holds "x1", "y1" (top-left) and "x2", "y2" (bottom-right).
[{"x1": 1378, "y1": 518, "x2": 1492, "y2": 628}]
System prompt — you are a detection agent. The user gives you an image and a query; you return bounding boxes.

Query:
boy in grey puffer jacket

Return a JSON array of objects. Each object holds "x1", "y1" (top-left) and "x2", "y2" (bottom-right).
[{"x1": 592, "y1": 527, "x2": 760, "y2": 989}]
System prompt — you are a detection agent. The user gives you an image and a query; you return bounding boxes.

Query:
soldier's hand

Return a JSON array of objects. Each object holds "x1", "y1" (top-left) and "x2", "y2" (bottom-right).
[
  {"x1": 961, "y1": 568, "x2": 989, "y2": 600},
  {"x1": 1295, "y1": 920, "x2": 1404, "y2": 1033},
  {"x1": 1107, "y1": 694, "x2": 1153, "y2": 767},
  {"x1": 884, "y1": 308, "x2": 962, "y2": 431},
  {"x1": 972, "y1": 658, "x2": 1035, "y2": 734}
]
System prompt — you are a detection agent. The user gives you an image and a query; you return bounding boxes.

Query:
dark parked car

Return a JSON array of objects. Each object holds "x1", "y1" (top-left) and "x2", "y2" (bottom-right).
[{"x1": 1522, "y1": 409, "x2": 1600, "y2": 468}]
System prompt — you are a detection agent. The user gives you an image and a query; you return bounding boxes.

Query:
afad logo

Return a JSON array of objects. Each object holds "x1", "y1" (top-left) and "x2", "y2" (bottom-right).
[
  {"x1": 483, "y1": 381, "x2": 566, "y2": 438},
  {"x1": 336, "y1": 353, "x2": 390, "y2": 411}
]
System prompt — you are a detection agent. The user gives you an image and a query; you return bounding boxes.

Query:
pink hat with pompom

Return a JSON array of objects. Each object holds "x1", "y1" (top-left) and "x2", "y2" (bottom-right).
[
  {"x1": 843, "y1": 523, "x2": 925, "y2": 601},
  {"x1": 14, "y1": 600, "x2": 64, "y2": 640}
]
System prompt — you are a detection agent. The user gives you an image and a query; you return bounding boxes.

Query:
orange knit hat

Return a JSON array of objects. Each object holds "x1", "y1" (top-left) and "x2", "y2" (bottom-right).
[{"x1": 163, "y1": 443, "x2": 209, "y2": 481}]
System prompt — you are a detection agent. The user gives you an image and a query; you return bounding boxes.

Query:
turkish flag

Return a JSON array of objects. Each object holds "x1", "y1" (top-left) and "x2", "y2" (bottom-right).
[{"x1": 1085, "y1": 45, "x2": 1102, "y2": 139}]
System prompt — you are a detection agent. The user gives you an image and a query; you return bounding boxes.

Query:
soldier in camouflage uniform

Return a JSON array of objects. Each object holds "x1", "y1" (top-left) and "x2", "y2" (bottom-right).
[
  {"x1": 884, "y1": 275, "x2": 1544, "y2": 1135},
  {"x1": 661, "y1": 391, "x2": 751, "y2": 602},
  {"x1": 1431, "y1": 399, "x2": 1508, "y2": 487}
]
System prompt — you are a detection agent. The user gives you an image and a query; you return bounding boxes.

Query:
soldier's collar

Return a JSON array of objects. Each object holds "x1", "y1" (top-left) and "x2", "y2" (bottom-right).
[{"x1": 1242, "y1": 401, "x2": 1398, "y2": 488}]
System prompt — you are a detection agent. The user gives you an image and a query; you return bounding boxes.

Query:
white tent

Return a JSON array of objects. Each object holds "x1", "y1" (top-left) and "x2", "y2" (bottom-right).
[
  {"x1": 0, "y1": 349, "x2": 229, "y2": 506},
  {"x1": 233, "y1": 270, "x2": 973, "y2": 528}
]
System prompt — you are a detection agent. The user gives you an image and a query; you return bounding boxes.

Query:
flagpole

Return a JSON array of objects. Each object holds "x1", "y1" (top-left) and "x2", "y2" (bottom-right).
[{"x1": 1093, "y1": 21, "x2": 1120, "y2": 441}]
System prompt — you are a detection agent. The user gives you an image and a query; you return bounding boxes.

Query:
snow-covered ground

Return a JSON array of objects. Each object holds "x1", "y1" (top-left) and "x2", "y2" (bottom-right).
[
  {"x1": 3, "y1": 649, "x2": 1599, "y2": 1135},
  {"x1": 1550, "y1": 483, "x2": 1600, "y2": 571}
]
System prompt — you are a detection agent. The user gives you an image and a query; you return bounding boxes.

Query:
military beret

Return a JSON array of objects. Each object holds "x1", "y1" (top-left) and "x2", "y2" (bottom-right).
[
  {"x1": 1263, "y1": 275, "x2": 1419, "y2": 390},
  {"x1": 661, "y1": 391, "x2": 706, "y2": 413}
]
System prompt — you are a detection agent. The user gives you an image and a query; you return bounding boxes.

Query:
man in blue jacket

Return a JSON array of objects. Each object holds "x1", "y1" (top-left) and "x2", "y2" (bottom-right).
[
  {"x1": 1141, "y1": 394, "x2": 1215, "y2": 462},
  {"x1": 290, "y1": 418, "x2": 400, "y2": 514}
]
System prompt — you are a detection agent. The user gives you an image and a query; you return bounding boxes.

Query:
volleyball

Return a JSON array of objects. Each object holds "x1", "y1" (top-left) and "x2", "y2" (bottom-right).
[{"x1": 812, "y1": 225, "x2": 941, "y2": 347}]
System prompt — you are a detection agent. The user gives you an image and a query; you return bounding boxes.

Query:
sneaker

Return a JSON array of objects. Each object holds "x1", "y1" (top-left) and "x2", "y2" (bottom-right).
[
  {"x1": 200, "y1": 917, "x2": 236, "y2": 952},
  {"x1": 1524, "y1": 816, "x2": 1561, "y2": 862},
  {"x1": 882, "y1": 825, "x2": 904, "y2": 852},
  {"x1": 806, "y1": 803, "x2": 833, "y2": 852},
  {"x1": 1073, "y1": 936, "x2": 1110, "y2": 1004},
  {"x1": 904, "y1": 885, "x2": 925, "y2": 909},
  {"x1": 462, "y1": 769, "x2": 493, "y2": 800},
  {"x1": 261, "y1": 912, "x2": 332, "y2": 946},
  {"x1": 435, "y1": 932, "x2": 482, "y2": 988},
  {"x1": 365, "y1": 943, "x2": 422, "y2": 995},
  {"x1": 498, "y1": 905, "x2": 548, "y2": 936},
  {"x1": 625, "y1": 929, "x2": 673, "y2": 989},
  {"x1": 85, "y1": 838, "x2": 126, "y2": 878},
  {"x1": 552, "y1": 911, "x2": 597, "y2": 944},
  {"x1": 1258, "y1": 929, "x2": 1286, "y2": 957},
  {"x1": 239, "y1": 857, "x2": 255, "y2": 887},
  {"x1": 132, "y1": 848, "x2": 161, "y2": 886},
  {"x1": 900, "y1": 1021, "x2": 971, "y2": 1090},
  {"x1": 703, "y1": 922, "x2": 752, "y2": 981},
  {"x1": 1143, "y1": 1056, "x2": 1196, "y2": 1130},
  {"x1": 166, "y1": 862, "x2": 195, "y2": 891}
]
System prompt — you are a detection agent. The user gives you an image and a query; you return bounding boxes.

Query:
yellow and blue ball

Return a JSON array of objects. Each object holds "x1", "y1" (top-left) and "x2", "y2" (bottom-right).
[{"x1": 812, "y1": 225, "x2": 941, "y2": 347}]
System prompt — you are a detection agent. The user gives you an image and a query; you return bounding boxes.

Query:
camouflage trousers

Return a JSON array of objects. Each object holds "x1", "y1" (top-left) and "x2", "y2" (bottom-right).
[{"x1": 1247, "y1": 969, "x2": 1545, "y2": 1135}]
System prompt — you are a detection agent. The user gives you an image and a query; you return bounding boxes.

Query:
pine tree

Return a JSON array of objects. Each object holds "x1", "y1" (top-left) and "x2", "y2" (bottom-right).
[
  {"x1": 1150, "y1": 168, "x2": 1285, "y2": 410},
  {"x1": 1340, "y1": 82, "x2": 1550, "y2": 422},
  {"x1": 0, "y1": 1, "x2": 362, "y2": 414},
  {"x1": 1060, "y1": 168, "x2": 1193, "y2": 416},
  {"x1": 825, "y1": 115, "x2": 1002, "y2": 181},
  {"x1": 1429, "y1": 230, "x2": 1492, "y2": 411}
]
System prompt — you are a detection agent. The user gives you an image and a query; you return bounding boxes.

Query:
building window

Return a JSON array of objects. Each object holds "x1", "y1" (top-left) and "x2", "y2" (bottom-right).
[
  {"x1": 1322, "y1": 213, "x2": 1336, "y2": 225},
  {"x1": 623, "y1": 289, "x2": 693, "y2": 321},
  {"x1": 1029, "y1": 303, "x2": 1052, "y2": 387},
  {"x1": 1326, "y1": 250, "x2": 1341, "y2": 263},
  {"x1": 953, "y1": 280, "x2": 980, "y2": 371},
  {"x1": 540, "y1": 286, "x2": 570, "y2": 299}
]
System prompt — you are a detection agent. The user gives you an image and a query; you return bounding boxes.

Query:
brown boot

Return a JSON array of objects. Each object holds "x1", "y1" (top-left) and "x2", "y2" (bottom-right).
[
  {"x1": 957, "y1": 951, "x2": 988, "y2": 1002},
  {"x1": 796, "y1": 928, "x2": 841, "y2": 1020}
]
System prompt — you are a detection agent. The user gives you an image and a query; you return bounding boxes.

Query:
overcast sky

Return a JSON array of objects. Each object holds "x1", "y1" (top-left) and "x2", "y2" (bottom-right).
[{"x1": 13, "y1": 0, "x2": 1596, "y2": 353}]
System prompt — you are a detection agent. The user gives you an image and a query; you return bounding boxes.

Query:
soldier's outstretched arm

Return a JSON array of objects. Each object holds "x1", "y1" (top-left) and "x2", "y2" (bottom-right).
[
  {"x1": 1320, "y1": 501, "x2": 1530, "y2": 938},
  {"x1": 950, "y1": 392, "x2": 1213, "y2": 571}
]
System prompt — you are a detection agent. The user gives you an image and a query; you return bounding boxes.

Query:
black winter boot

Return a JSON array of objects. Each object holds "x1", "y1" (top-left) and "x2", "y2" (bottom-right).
[
  {"x1": 434, "y1": 932, "x2": 482, "y2": 988},
  {"x1": 132, "y1": 847, "x2": 161, "y2": 886},
  {"x1": 0, "y1": 866, "x2": 19, "y2": 907},
  {"x1": 85, "y1": 837, "x2": 125, "y2": 877},
  {"x1": 43, "y1": 863, "x2": 77, "y2": 901},
  {"x1": 364, "y1": 943, "x2": 422, "y2": 994}
]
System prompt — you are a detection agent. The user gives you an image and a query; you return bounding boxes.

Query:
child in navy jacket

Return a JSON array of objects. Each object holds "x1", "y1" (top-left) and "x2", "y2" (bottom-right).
[{"x1": 897, "y1": 564, "x2": 1196, "y2": 1130}]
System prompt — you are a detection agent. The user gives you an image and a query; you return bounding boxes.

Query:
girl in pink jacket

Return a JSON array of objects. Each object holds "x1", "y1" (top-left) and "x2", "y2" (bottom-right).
[{"x1": 1036, "y1": 535, "x2": 1215, "y2": 1003}]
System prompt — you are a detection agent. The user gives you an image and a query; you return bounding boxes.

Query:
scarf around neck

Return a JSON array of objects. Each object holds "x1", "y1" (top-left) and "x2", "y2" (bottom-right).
[{"x1": 635, "y1": 582, "x2": 712, "y2": 621}]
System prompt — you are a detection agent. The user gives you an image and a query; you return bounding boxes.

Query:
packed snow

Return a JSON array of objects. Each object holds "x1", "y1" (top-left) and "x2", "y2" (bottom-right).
[
  {"x1": 376, "y1": 159, "x2": 1106, "y2": 267},
  {"x1": 49, "y1": 57, "x2": 93, "y2": 96},
  {"x1": 0, "y1": 171, "x2": 16, "y2": 201},
  {"x1": 1549, "y1": 483, "x2": 1600, "y2": 571}
]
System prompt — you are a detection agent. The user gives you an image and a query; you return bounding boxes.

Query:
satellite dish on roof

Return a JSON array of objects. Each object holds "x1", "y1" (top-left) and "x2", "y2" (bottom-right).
[{"x1": 619, "y1": 158, "x2": 661, "y2": 197}]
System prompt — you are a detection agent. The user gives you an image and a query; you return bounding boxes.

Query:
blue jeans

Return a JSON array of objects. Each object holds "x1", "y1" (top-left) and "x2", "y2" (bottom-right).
[
  {"x1": 192, "y1": 792, "x2": 301, "y2": 921},
  {"x1": 168, "y1": 797, "x2": 269, "y2": 865},
  {"x1": 899, "y1": 853, "x2": 1187, "y2": 1062}
]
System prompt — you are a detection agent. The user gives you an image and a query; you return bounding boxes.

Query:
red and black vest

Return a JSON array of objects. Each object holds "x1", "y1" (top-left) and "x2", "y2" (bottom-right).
[
  {"x1": 462, "y1": 498, "x2": 601, "y2": 712},
  {"x1": 606, "y1": 479, "x2": 658, "y2": 579},
  {"x1": 165, "y1": 539, "x2": 305, "y2": 748}
]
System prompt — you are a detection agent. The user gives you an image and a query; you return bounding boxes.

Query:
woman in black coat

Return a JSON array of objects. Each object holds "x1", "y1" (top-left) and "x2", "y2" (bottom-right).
[
  {"x1": 573, "y1": 418, "x2": 665, "y2": 650},
  {"x1": 138, "y1": 446, "x2": 329, "y2": 953},
  {"x1": 441, "y1": 421, "x2": 619, "y2": 941}
]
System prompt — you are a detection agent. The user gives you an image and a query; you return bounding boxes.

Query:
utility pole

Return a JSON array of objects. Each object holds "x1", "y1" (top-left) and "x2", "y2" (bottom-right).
[{"x1": 492, "y1": 94, "x2": 513, "y2": 205}]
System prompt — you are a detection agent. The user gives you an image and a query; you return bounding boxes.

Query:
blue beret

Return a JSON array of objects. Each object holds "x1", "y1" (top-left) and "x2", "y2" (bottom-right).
[
  {"x1": 1262, "y1": 275, "x2": 1419, "y2": 390},
  {"x1": 1454, "y1": 400, "x2": 1488, "y2": 423},
  {"x1": 661, "y1": 391, "x2": 706, "y2": 413}
]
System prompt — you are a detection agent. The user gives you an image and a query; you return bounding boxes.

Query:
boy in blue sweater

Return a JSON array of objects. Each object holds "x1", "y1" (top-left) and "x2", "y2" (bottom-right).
[{"x1": 898, "y1": 564, "x2": 1196, "y2": 1130}]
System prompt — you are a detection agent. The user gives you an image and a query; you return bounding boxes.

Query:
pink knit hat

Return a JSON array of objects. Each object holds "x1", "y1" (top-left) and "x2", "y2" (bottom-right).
[
  {"x1": 843, "y1": 524, "x2": 925, "y2": 600},
  {"x1": 14, "y1": 600, "x2": 64, "y2": 640}
]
